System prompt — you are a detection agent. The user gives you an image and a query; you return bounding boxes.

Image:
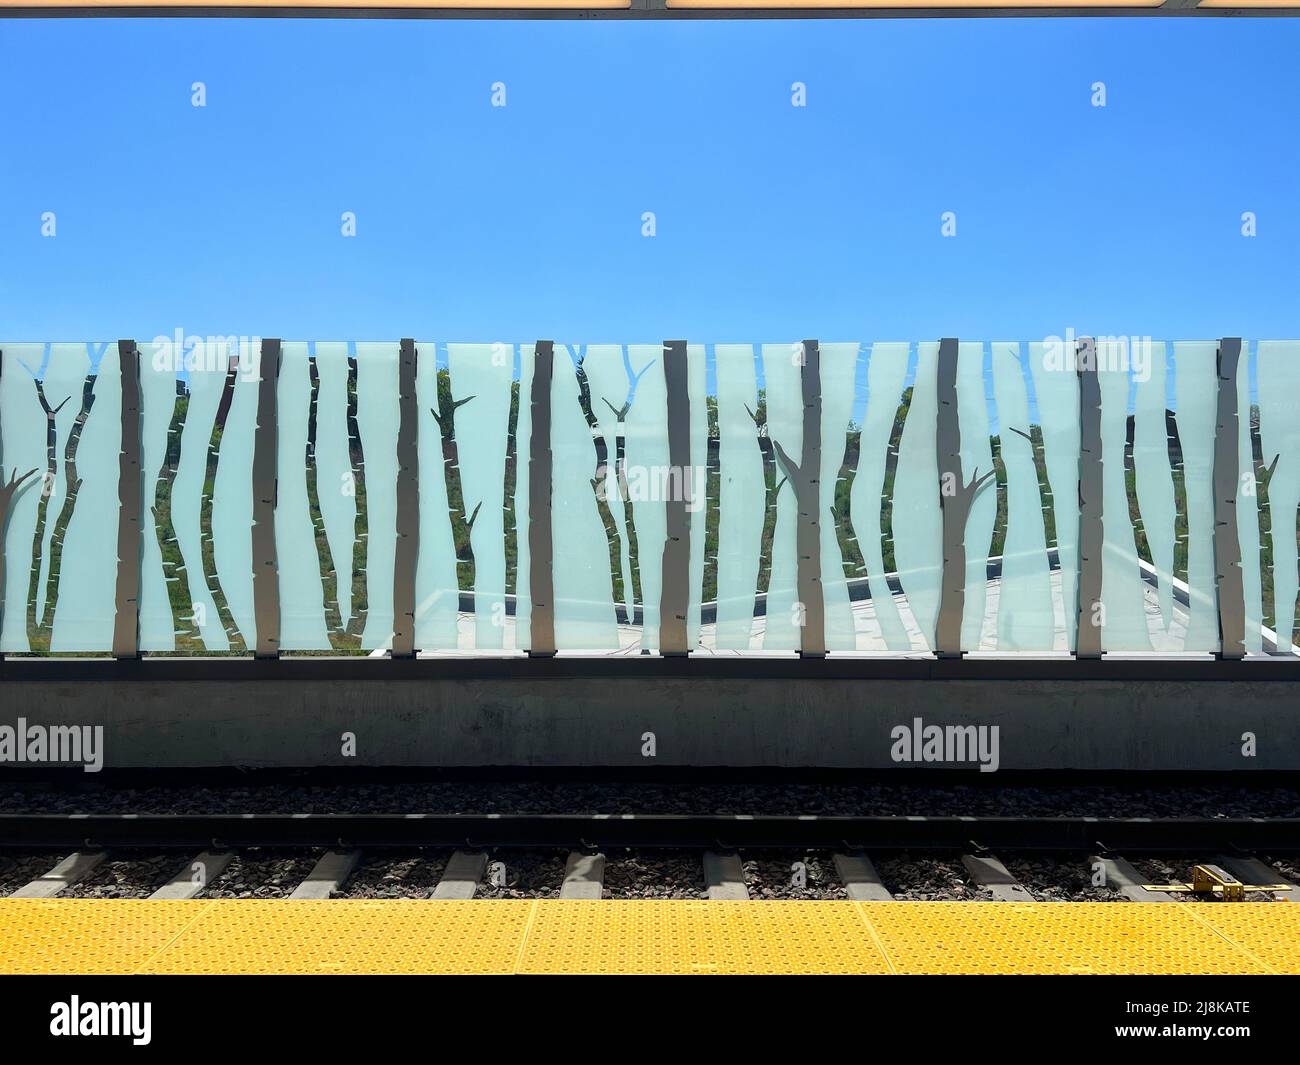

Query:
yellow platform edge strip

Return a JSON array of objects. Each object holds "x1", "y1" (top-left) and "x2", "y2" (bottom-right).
[{"x1": 2, "y1": 899, "x2": 1298, "y2": 975}]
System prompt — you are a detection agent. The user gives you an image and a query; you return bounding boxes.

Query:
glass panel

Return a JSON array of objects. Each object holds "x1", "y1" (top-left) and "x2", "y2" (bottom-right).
[
  {"x1": 1171, "y1": 342, "x2": 1220, "y2": 653},
  {"x1": 1027, "y1": 342, "x2": 1081, "y2": 651},
  {"x1": 414, "y1": 340, "x2": 459, "y2": 651},
  {"x1": 0, "y1": 343, "x2": 120, "y2": 653},
  {"x1": 990, "y1": 343, "x2": 1056, "y2": 652},
  {"x1": 957, "y1": 342, "x2": 995, "y2": 652},
  {"x1": 713, "y1": 344, "x2": 762, "y2": 651},
  {"x1": 819, "y1": 342, "x2": 860, "y2": 652},
  {"x1": 760, "y1": 343, "x2": 802, "y2": 651},
  {"x1": 892, "y1": 342, "x2": 941, "y2": 651},
  {"x1": 849, "y1": 342, "x2": 914, "y2": 652},
  {"x1": 552, "y1": 345, "x2": 619, "y2": 651},
  {"x1": 1256, "y1": 341, "x2": 1300, "y2": 653},
  {"x1": 276, "y1": 342, "x2": 330, "y2": 651},
  {"x1": 1237, "y1": 345, "x2": 1264, "y2": 655}
]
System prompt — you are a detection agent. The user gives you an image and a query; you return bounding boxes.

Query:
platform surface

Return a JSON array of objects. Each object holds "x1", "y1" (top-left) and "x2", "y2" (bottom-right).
[{"x1": 1, "y1": 899, "x2": 1297, "y2": 975}]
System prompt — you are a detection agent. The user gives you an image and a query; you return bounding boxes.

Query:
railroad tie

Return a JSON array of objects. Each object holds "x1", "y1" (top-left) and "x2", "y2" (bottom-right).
[
  {"x1": 961, "y1": 854, "x2": 1036, "y2": 902},
  {"x1": 1217, "y1": 855, "x2": 1300, "y2": 903},
  {"x1": 289, "y1": 850, "x2": 362, "y2": 899},
  {"x1": 1089, "y1": 855, "x2": 1170, "y2": 902},
  {"x1": 560, "y1": 852, "x2": 605, "y2": 900},
  {"x1": 9, "y1": 851, "x2": 108, "y2": 899},
  {"x1": 431, "y1": 851, "x2": 488, "y2": 899},
  {"x1": 833, "y1": 853, "x2": 894, "y2": 901},
  {"x1": 703, "y1": 852, "x2": 749, "y2": 900},
  {"x1": 149, "y1": 852, "x2": 234, "y2": 900}
]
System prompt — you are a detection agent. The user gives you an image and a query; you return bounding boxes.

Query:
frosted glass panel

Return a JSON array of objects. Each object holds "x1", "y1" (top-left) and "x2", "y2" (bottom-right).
[
  {"x1": 956, "y1": 342, "x2": 995, "y2": 652},
  {"x1": 990, "y1": 343, "x2": 1056, "y2": 651},
  {"x1": 1173, "y1": 342, "x2": 1220, "y2": 653},
  {"x1": 551, "y1": 346, "x2": 619, "y2": 650},
  {"x1": 893, "y1": 342, "x2": 941, "y2": 651},
  {"x1": 849, "y1": 342, "x2": 913, "y2": 651},
  {"x1": 1257, "y1": 341, "x2": 1300, "y2": 652},
  {"x1": 5, "y1": 337, "x2": 1300, "y2": 660},
  {"x1": 0, "y1": 343, "x2": 119, "y2": 653},
  {"x1": 713, "y1": 344, "x2": 762, "y2": 650},
  {"x1": 819, "y1": 343, "x2": 859, "y2": 652}
]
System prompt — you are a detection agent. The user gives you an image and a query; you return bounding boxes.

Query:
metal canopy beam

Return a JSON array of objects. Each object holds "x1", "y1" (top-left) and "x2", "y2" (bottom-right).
[{"x1": 1, "y1": 1, "x2": 1295, "y2": 16}]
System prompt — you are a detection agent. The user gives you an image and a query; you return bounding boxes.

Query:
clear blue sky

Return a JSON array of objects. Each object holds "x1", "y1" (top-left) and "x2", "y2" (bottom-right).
[{"x1": 0, "y1": 15, "x2": 1296, "y2": 346}]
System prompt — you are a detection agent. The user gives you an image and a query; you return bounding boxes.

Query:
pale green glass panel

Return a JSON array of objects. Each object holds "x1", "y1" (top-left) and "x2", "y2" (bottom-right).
[
  {"x1": 761, "y1": 342, "x2": 802, "y2": 651},
  {"x1": 1097, "y1": 350, "x2": 1151, "y2": 651},
  {"x1": 1133, "y1": 343, "x2": 1179, "y2": 648},
  {"x1": 1026, "y1": 342, "x2": 1080, "y2": 651},
  {"x1": 210, "y1": 339, "x2": 258, "y2": 649},
  {"x1": 893, "y1": 342, "x2": 941, "y2": 650},
  {"x1": 414, "y1": 340, "x2": 458, "y2": 650},
  {"x1": 582, "y1": 345, "x2": 640, "y2": 638},
  {"x1": 447, "y1": 344, "x2": 514, "y2": 650},
  {"x1": 957, "y1": 342, "x2": 995, "y2": 652},
  {"x1": 275, "y1": 342, "x2": 330, "y2": 651},
  {"x1": 310, "y1": 343, "x2": 359, "y2": 643},
  {"x1": 713, "y1": 344, "x2": 762, "y2": 650},
  {"x1": 139, "y1": 342, "x2": 183, "y2": 651},
  {"x1": 1, "y1": 344, "x2": 118, "y2": 652},
  {"x1": 552, "y1": 345, "x2": 618, "y2": 650},
  {"x1": 48, "y1": 344, "x2": 120, "y2": 652},
  {"x1": 0, "y1": 344, "x2": 48, "y2": 651},
  {"x1": 991, "y1": 343, "x2": 1056, "y2": 651},
  {"x1": 620, "y1": 344, "x2": 666, "y2": 649},
  {"x1": 1172, "y1": 342, "x2": 1220, "y2": 653},
  {"x1": 1237, "y1": 345, "x2": 1264, "y2": 654},
  {"x1": 354, "y1": 342, "x2": 399, "y2": 650},
  {"x1": 818, "y1": 342, "x2": 859, "y2": 652},
  {"x1": 849, "y1": 342, "x2": 912, "y2": 651},
  {"x1": 1256, "y1": 340, "x2": 1300, "y2": 651}
]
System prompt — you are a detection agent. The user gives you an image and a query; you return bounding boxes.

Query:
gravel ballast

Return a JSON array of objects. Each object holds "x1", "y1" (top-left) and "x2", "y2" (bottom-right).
[{"x1": 198, "y1": 850, "x2": 321, "y2": 899}]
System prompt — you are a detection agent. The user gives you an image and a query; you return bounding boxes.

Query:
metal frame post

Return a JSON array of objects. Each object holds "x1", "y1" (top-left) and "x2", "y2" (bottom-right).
[
  {"x1": 392, "y1": 338, "x2": 419, "y2": 659},
  {"x1": 252, "y1": 338, "x2": 281, "y2": 659},
  {"x1": 935, "y1": 337, "x2": 964, "y2": 658},
  {"x1": 661, "y1": 339, "x2": 691, "y2": 656},
  {"x1": 527, "y1": 341, "x2": 556, "y2": 657},
  {"x1": 1214, "y1": 337, "x2": 1246, "y2": 660},
  {"x1": 1076, "y1": 337, "x2": 1104, "y2": 660},
  {"x1": 112, "y1": 340, "x2": 142, "y2": 660}
]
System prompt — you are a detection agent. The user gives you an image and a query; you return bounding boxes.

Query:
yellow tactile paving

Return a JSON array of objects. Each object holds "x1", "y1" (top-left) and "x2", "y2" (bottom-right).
[
  {"x1": 517, "y1": 900, "x2": 891, "y2": 974},
  {"x1": 1181, "y1": 905, "x2": 1300, "y2": 975},
  {"x1": 858, "y1": 902, "x2": 1283, "y2": 975},
  {"x1": 0, "y1": 899, "x2": 215, "y2": 975},
  {"x1": 2, "y1": 899, "x2": 1299, "y2": 975},
  {"x1": 140, "y1": 900, "x2": 535, "y2": 974}
]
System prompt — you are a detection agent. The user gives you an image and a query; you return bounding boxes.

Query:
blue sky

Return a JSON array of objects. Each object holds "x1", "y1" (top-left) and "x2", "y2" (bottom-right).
[{"x1": 0, "y1": 15, "x2": 1296, "y2": 347}]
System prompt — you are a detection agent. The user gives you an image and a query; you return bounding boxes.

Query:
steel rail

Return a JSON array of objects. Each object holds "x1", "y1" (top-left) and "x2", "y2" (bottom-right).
[{"x1": 2, "y1": 813, "x2": 1298, "y2": 851}]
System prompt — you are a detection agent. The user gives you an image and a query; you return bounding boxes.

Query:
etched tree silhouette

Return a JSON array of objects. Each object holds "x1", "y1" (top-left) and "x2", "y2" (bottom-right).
[
  {"x1": 935, "y1": 464, "x2": 996, "y2": 656},
  {"x1": 600, "y1": 347, "x2": 655, "y2": 623},
  {"x1": 199, "y1": 355, "x2": 247, "y2": 652},
  {"x1": 432, "y1": 368, "x2": 479, "y2": 597},
  {"x1": 307, "y1": 353, "x2": 371, "y2": 649},
  {"x1": 566, "y1": 345, "x2": 625, "y2": 609},
  {"x1": 744, "y1": 393, "x2": 787, "y2": 599},
  {"x1": 23, "y1": 375, "x2": 70, "y2": 649},
  {"x1": 0, "y1": 466, "x2": 38, "y2": 633},
  {"x1": 151, "y1": 378, "x2": 199, "y2": 647}
]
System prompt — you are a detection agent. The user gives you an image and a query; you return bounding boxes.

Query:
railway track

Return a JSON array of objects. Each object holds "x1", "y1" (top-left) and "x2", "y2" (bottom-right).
[
  {"x1": 2, "y1": 813, "x2": 1298, "y2": 902},
  {"x1": 3, "y1": 812, "x2": 1300, "y2": 850}
]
